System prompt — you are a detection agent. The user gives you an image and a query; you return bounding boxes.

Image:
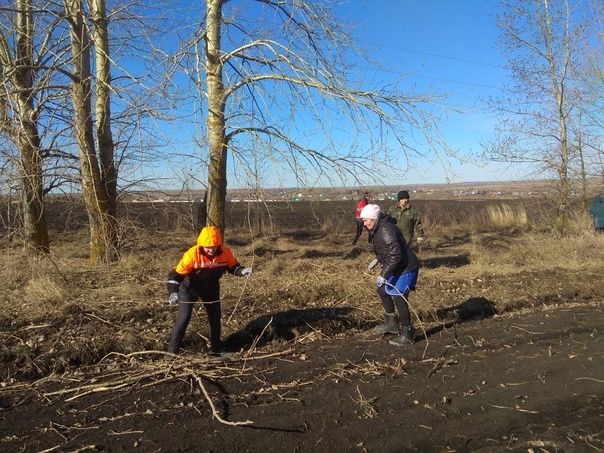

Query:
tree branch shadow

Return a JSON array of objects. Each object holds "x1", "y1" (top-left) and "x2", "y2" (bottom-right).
[
  {"x1": 421, "y1": 253, "x2": 470, "y2": 269},
  {"x1": 421, "y1": 296, "x2": 497, "y2": 340},
  {"x1": 224, "y1": 307, "x2": 358, "y2": 350}
]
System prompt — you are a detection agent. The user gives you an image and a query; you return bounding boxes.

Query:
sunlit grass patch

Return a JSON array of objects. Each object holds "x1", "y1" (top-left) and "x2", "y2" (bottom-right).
[{"x1": 486, "y1": 203, "x2": 528, "y2": 229}]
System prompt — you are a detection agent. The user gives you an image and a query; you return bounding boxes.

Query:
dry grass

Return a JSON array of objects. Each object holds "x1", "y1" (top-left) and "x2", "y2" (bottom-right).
[
  {"x1": 1, "y1": 198, "x2": 603, "y2": 382},
  {"x1": 485, "y1": 204, "x2": 528, "y2": 229},
  {"x1": 23, "y1": 276, "x2": 67, "y2": 306}
]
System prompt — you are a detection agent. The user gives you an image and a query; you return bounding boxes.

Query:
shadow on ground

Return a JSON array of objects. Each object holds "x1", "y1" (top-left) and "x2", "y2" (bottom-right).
[
  {"x1": 422, "y1": 296, "x2": 497, "y2": 340},
  {"x1": 225, "y1": 307, "x2": 358, "y2": 350},
  {"x1": 430, "y1": 233, "x2": 472, "y2": 249},
  {"x1": 283, "y1": 230, "x2": 325, "y2": 241},
  {"x1": 252, "y1": 246, "x2": 294, "y2": 257},
  {"x1": 341, "y1": 247, "x2": 364, "y2": 259},
  {"x1": 302, "y1": 249, "x2": 348, "y2": 259},
  {"x1": 421, "y1": 253, "x2": 470, "y2": 269}
]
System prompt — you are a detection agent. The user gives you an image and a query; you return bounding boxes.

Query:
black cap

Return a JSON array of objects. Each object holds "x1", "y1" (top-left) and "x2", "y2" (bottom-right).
[{"x1": 397, "y1": 190, "x2": 410, "y2": 200}]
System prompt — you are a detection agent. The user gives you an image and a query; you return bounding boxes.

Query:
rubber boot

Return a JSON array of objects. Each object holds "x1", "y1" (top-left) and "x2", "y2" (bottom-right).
[
  {"x1": 374, "y1": 313, "x2": 399, "y2": 334},
  {"x1": 388, "y1": 325, "x2": 415, "y2": 346}
]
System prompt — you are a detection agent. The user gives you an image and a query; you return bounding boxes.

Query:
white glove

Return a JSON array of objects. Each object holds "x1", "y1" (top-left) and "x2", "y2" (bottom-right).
[
  {"x1": 240, "y1": 267, "x2": 252, "y2": 277},
  {"x1": 368, "y1": 258, "x2": 378, "y2": 272},
  {"x1": 416, "y1": 236, "x2": 425, "y2": 244},
  {"x1": 168, "y1": 292, "x2": 179, "y2": 306},
  {"x1": 376, "y1": 275, "x2": 386, "y2": 287}
]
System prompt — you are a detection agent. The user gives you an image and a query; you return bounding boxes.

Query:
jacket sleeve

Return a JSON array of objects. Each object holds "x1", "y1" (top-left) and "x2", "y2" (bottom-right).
[
  {"x1": 380, "y1": 226, "x2": 405, "y2": 278},
  {"x1": 414, "y1": 209, "x2": 425, "y2": 237},
  {"x1": 387, "y1": 205, "x2": 398, "y2": 222},
  {"x1": 167, "y1": 247, "x2": 195, "y2": 295},
  {"x1": 223, "y1": 247, "x2": 245, "y2": 276}
]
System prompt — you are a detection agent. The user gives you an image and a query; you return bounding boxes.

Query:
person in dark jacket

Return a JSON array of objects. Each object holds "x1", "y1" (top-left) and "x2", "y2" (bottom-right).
[
  {"x1": 167, "y1": 226, "x2": 252, "y2": 356},
  {"x1": 361, "y1": 204, "x2": 420, "y2": 346},
  {"x1": 352, "y1": 191, "x2": 370, "y2": 245}
]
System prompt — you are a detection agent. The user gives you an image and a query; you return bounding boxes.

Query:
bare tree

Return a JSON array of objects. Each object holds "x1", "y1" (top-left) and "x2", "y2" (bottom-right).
[
  {"x1": 64, "y1": 0, "x2": 117, "y2": 262},
  {"x1": 180, "y1": 0, "x2": 449, "y2": 231},
  {"x1": 487, "y1": 0, "x2": 601, "y2": 234},
  {"x1": 0, "y1": 0, "x2": 49, "y2": 253},
  {"x1": 90, "y1": 0, "x2": 116, "y2": 220}
]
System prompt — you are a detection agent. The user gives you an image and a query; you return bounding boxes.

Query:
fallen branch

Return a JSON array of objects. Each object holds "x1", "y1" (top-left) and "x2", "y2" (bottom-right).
[{"x1": 195, "y1": 376, "x2": 253, "y2": 426}]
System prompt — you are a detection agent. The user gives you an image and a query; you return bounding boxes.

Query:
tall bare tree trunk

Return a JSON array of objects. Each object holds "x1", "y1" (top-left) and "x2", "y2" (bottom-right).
[
  {"x1": 205, "y1": 0, "x2": 227, "y2": 231},
  {"x1": 14, "y1": 0, "x2": 49, "y2": 254},
  {"x1": 543, "y1": 0, "x2": 570, "y2": 235},
  {"x1": 555, "y1": 100, "x2": 570, "y2": 234},
  {"x1": 65, "y1": 0, "x2": 117, "y2": 263},
  {"x1": 91, "y1": 0, "x2": 118, "y2": 244}
]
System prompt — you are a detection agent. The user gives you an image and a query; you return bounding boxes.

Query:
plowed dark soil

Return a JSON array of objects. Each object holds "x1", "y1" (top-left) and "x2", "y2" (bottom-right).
[{"x1": 2, "y1": 302, "x2": 602, "y2": 452}]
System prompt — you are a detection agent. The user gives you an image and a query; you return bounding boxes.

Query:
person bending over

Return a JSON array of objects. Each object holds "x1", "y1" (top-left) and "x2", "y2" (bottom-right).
[
  {"x1": 362, "y1": 204, "x2": 420, "y2": 346},
  {"x1": 167, "y1": 226, "x2": 252, "y2": 356}
]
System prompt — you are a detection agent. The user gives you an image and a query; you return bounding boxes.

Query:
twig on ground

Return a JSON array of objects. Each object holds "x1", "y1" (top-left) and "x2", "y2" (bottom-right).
[
  {"x1": 243, "y1": 316, "x2": 273, "y2": 359},
  {"x1": 489, "y1": 403, "x2": 538, "y2": 414},
  {"x1": 352, "y1": 385, "x2": 378, "y2": 419},
  {"x1": 510, "y1": 325, "x2": 543, "y2": 335},
  {"x1": 194, "y1": 376, "x2": 253, "y2": 426},
  {"x1": 575, "y1": 377, "x2": 604, "y2": 383}
]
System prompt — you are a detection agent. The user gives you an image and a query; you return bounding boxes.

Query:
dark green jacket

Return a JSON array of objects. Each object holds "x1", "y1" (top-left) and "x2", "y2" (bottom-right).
[{"x1": 387, "y1": 204, "x2": 425, "y2": 243}]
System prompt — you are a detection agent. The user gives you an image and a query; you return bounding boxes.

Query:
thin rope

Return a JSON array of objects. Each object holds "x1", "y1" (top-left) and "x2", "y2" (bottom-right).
[
  {"x1": 226, "y1": 213, "x2": 257, "y2": 325},
  {"x1": 380, "y1": 277, "x2": 429, "y2": 359},
  {"x1": 178, "y1": 299, "x2": 221, "y2": 305},
  {"x1": 364, "y1": 271, "x2": 429, "y2": 359}
]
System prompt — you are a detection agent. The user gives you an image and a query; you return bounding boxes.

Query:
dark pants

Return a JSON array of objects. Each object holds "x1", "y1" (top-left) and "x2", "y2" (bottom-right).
[
  {"x1": 353, "y1": 219, "x2": 364, "y2": 243},
  {"x1": 168, "y1": 284, "x2": 222, "y2": 353},
  {"x1": 377, "y1": 285, "x2": 411, "y2": 327}
]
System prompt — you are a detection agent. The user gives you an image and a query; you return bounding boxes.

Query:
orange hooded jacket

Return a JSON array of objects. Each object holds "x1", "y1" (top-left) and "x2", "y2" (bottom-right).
[{"x1": 167, "y1": 227, "x2": 241, "y2": 294}]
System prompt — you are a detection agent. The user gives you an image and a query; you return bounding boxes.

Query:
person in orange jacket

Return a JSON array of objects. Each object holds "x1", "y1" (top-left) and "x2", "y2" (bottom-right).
[{"x1": 166, "y1": 226, "x2": 252, "y2": 356}]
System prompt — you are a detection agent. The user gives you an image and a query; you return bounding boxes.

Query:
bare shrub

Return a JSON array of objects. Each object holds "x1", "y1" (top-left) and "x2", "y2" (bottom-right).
[
  {"x1": 565, "y1": 209, "x2": 600, "y2": 236},
  {"x1": 0, "y1": 251, "x2": 30, "y2": 291}
]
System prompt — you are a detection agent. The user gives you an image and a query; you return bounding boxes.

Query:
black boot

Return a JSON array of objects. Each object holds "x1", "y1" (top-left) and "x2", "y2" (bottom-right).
[
  {"x1": 388, "y1": 325, "x2": 414, "y2": 346},
  {"x1": 374, "y1": 313, "x2": 399, "y2": 334}
]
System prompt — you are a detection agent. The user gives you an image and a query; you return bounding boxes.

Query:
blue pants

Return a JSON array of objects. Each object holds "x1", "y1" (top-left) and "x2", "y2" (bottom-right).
[
  {"x1": 377, "y1": 268, "x2": 419, "y2": 327},
  {"x1": 385, "y1": 268, "x2": 419, "y2": 296}
]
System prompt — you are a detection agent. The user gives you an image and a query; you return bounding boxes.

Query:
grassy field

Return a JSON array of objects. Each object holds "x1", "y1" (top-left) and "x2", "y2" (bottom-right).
[{"x1": 1, "y1": 197, "x2": 601, "y2": 378}]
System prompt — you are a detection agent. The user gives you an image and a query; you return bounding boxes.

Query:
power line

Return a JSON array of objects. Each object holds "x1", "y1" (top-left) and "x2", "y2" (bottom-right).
[
  {"x1": 367, "y1": 41, "x2": 506, "y2": 69},
  {"x1": 358, "y1": 64, "x2": 505, "y2": 91}
]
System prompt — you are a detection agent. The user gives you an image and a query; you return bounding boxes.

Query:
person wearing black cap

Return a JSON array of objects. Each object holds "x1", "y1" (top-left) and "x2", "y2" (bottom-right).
[{"x1": 388, "y1": 190, "x2": 425, "y2": 245}]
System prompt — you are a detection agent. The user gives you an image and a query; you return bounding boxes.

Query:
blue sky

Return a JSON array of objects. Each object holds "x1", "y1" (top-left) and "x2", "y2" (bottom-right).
[
  {"x1": 144, "y1": 1, "x2": 537, "y2": 190},
  {"x1": 334, "y1": 0, "x2": 521, "y2": 184}
]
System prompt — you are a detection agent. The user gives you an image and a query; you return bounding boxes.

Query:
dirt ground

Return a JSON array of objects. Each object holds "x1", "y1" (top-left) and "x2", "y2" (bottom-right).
[{"x1": 1, "y1": 301, "x2": 602, "y2": 452}]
